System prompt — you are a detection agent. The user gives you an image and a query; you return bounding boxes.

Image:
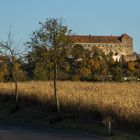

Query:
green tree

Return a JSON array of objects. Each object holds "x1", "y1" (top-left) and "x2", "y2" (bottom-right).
[
  {"x1": 112, "y1": 67, "x2": 123, "y2": 82},
  {"x1": 71, "y1": 44, "x2": 85, "y2": 59},
  {"x1": 33, "y1": 61, "x2": 52, "y2": 80}
]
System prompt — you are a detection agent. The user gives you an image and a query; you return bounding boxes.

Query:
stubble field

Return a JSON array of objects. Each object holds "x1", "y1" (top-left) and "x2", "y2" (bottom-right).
[{"x1": 0, "y1": 81, "x2": 139, "y2": 124}]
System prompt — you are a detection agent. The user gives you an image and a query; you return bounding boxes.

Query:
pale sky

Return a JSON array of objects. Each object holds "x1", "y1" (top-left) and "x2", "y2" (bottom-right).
[{"x1": 0, "y1": 0, "x2": 140, "y2": 52}]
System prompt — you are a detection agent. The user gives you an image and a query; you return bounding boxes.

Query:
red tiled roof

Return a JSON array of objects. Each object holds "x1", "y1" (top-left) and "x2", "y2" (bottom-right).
[{"x1": 70, "y1": 35, "x2": 123, "y2": 43}]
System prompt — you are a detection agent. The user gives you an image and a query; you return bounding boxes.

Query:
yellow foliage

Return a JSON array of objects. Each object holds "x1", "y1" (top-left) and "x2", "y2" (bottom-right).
[
  {"x1": 80, "y1": 67, "x2": 91, "y2": 77},
  {"x1": 128, "y1": 62, "x2": 135, "y2": 71},
  {"x1": 88, "y1": 59, "x2": 100, "y2": 70}
]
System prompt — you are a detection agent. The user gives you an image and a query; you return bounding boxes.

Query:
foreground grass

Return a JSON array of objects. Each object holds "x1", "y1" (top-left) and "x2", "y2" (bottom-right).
[{"x1": 0, "y1": 81, "x2": 139, "y2": 140}]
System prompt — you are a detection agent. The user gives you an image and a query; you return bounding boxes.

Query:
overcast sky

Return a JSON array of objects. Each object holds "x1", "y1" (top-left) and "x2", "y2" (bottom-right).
[{"x1": 0, "y1": 0, "x2": 140, "y2": 52}]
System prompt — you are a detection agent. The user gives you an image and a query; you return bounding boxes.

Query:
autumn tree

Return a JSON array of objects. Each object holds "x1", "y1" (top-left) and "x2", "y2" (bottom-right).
[
  {"x1": 0, "y1": 56, "x2": 8, "y2": 81},
  {"x1": 27, "y1": 18, "x2": 73, "y2": 113}
]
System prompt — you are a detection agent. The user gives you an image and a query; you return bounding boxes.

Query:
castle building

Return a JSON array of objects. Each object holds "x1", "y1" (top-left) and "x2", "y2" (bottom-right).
[{"x1": 71, "y1": 33, "x2": 136, "y2": 62}]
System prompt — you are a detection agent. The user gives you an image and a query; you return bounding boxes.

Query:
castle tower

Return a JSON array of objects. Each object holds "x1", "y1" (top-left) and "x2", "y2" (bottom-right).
[{"x1": 121, "y1": 33, "x2": 133, "y2": 55}]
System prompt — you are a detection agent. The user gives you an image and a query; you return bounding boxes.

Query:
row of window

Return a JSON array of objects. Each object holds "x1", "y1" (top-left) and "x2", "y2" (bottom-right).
[{"x1": 81, "y1": 44, "x2": 123, "y2": 48}]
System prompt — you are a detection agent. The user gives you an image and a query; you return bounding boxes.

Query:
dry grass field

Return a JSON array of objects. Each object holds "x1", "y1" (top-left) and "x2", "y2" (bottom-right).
[{"x1": 0, "y1": 81, "x2": 139, "y2": 123}]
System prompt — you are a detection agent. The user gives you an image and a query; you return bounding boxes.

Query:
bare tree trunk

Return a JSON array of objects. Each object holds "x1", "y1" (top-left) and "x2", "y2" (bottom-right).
[
  {"x1": 11, "y1": 64, "x2": 19, "y2": 109},
  {"x1": 53, "y1": 61, "x2": 60, "y2": 113}
]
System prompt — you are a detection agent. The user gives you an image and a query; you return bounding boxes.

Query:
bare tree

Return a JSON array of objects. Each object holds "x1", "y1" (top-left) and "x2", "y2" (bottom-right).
[{"x1": 0, "y1": 30, "x2": 22, "y2": 110}]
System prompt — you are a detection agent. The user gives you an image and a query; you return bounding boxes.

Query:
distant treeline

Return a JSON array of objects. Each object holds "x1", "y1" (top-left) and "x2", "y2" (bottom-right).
[{"x1": 0, "y1": 45, "x2": 140, "y2": 82}]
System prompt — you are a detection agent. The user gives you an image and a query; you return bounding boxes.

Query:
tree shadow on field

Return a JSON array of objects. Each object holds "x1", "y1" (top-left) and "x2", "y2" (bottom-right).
[{"x1": 0, "y1": 92, "x2": 139, "y2": 135}]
